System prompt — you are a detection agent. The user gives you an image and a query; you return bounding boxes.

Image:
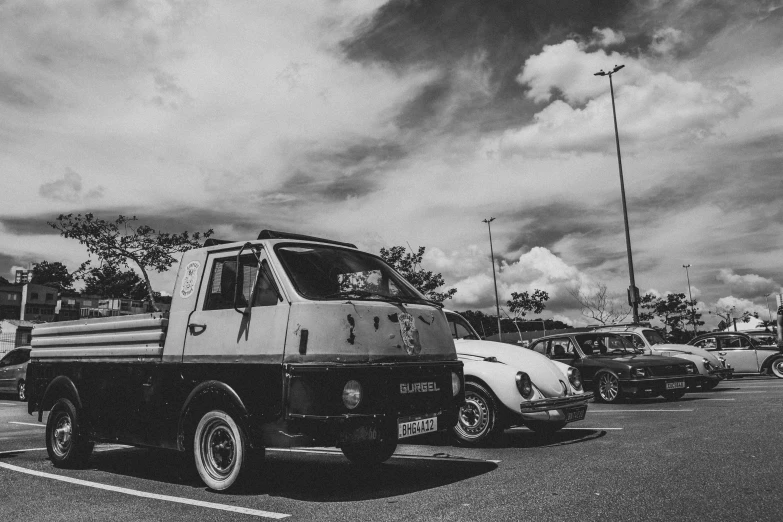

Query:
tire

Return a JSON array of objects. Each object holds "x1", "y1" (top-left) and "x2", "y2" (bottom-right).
[
  {"x1": 662, "y1": 389, "x2": 687, "y2": 401},
  {"x1": 595, "y1": 372, "x2": 622, "y2": 404},
  {"x1": 525, "y1": 420, "x2": 567, "y2": 435},
  {"x1": 452, "y1": 382, "x2": 500, "y2": 446},
  {"x1": 46, "y1": 398, "x2": 94, "y2": 468},
  {"x1": 17, "y1": 381, "x2": 26, "y2": 402},
  {"x1": 701, "y1": 380, "x2": 719, "y2": 391},
  {"x1": 193, "y1": 409, "x2": 257, "y2": 491},
  {"x1": 341, "y1": 435, "x2": 397, "y2": 467},
  {"x1": 769, "y1": 358, "x2": 783, "y2": 379}
]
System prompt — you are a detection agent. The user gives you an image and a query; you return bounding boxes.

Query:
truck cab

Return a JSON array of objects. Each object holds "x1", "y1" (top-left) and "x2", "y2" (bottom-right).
[{"x1": 27, "y1": 230, "x2": 464, "y2": 490}]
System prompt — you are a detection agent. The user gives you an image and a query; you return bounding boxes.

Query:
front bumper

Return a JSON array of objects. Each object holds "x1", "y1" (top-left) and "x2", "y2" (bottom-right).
[
  {"x1": 708, "y1": 367, "x2": 733, "y2": 380},
  {"x1": 621, "y1": 375, "x2": 701, "y2": 395},
  {"x1": 519, "y1": 393, "x2": 593, "y2": 423}
]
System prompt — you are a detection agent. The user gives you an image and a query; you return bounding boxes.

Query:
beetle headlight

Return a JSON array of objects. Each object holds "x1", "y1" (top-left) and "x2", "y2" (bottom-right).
[
  {"x1": 631, "y1": 367, "x2": 646, "y2": 378},
  {"x1": 451, "y1": 372, "x2": 461, "y2": 397},
  {"x1": 516, "y1": 371, "x2": 534, "y2": 399},
  {"x1": 567, "y1": 367, "x2": 582, "y2": 391},
  {"x1": 342, "y1": 380, "x2": 362, "y2": 409},
  {"x1": 702, "y1": 358, "x2": 713, "y2": 371},
  {"x1": 718, "y1": 356, "x2": 727, "y2": 368}
]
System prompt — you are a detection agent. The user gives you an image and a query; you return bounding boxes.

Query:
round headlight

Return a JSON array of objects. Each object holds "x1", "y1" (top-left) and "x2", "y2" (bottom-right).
[
  {"x1": 342, "y1": 380, "x2": 362, "y2": 410},
  {"x1": 702, "y1": 358, "x2": 713, "y2": 371},
  {"x1": 516, "y1": 371, "x2": 534, "y2": 399},
  {"x1": 567, "y1": 367, "x2": 583, "y2": 390},
  {"x1": 451, "y1": 371, "x2": 461, "y2": 397}
]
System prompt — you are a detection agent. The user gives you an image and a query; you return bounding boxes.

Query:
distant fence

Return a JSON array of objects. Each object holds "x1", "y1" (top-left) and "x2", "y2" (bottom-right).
[{"x1": 0, "y1": 332, "x2": 30, "y2": 356}]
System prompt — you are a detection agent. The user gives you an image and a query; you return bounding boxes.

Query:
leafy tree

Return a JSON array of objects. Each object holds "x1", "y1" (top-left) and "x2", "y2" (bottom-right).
[
  {"x1": 709, "y1": 306, "x2": 757, "y2": 331},
  {"x1": 379, "y1": 245, "x2": 456, "y2": 303},
  {"x1": 567, "y1": 283, "x2": 630, "y2": 325},
  {"x1": 507, "y1": 290, "x2": 549, "y2": 320},
  {"x1": 639, "y1": 292, "x2": 703, "y2": 341},
  {"x1": 50, "y1": 214, "x2": 212, "y2": 311},
  {"x1": 82, "y1": 264, "x2": 148, "y2": 300},
  {"x1": 30, "y1": 261, "x2": 75, "y2": 292}
]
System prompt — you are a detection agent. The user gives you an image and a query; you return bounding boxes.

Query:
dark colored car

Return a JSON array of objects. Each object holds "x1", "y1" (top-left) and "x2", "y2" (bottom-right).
[
  {"x1": 0, "y1": 347, "x2": 31, "y2": 401},
  {"x1": 689, "y1": 332, "x2": 783, "y2": 378},
  {"x1": 530, "y1": 333, "x2": 700, "y2": 403}
]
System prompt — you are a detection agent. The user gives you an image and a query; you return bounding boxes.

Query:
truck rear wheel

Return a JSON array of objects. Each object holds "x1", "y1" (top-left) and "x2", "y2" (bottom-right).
[
  {"x1": 193, "y1": 410, "x2": 258, "y2": 491},
  {"x1": 341, "y1": 436, "x2": 397, "y2": 467},
  {"x1": 46, "y1": 398, "x2": 94, "y2": 468}
]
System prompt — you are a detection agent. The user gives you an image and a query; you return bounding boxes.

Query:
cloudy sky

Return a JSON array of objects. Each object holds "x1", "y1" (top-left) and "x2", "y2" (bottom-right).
[{"x1": 1, "y1": 0, "x2": 782, "y2": 328}]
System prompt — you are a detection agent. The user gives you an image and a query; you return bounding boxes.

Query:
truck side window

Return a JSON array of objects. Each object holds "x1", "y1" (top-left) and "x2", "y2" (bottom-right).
[{"x1": 205, "y1": 255, "x2": 278, "y2": 310}]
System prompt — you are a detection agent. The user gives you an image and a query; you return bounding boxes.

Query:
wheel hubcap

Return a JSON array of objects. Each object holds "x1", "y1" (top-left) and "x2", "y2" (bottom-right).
[
  {"x1": 201, "y1": 421, "x2": 236, "y2": 480},
  {"x1": 600, "y1": 375, "x2": 618, "y2": 401},
  {"x1": 457, "y1": 393, "x2": 489, "y2": 439},
  {"x1": 18, "y1": 383, "x2": 25, "y2": 401},
  {"x1": 773, "y1": 361, "x2": 783, "y2": 377},
  {"x1": 52, "y1": 415, "x2": 72, "y2": 457}
]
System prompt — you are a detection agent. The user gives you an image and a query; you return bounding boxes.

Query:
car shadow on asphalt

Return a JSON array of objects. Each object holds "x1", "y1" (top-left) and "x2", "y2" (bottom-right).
[{"x1": 54, "y1": 445, "x2": 497, "y2": 500}]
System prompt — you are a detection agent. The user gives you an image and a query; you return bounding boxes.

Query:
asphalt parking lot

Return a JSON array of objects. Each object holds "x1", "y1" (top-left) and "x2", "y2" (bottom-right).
[{"x1": 1, "y1": 376, "x2": 782, "y2": 522}]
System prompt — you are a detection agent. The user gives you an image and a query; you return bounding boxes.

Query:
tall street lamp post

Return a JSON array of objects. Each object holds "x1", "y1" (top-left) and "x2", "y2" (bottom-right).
[
  {"x1": 595, "y1": 64, "x2": 639, "y2": 323},
  {"x1": 683, "y1": 264, "x2": 697, "y2": 335},
  {"x1": 482, "y1": 217, "x2": 503, "y2": 339}
]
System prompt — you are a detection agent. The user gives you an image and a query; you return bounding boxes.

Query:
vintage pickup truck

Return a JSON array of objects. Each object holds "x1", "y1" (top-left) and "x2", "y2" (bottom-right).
[{"x1": 26, "y1": 230, "x2": 464, "y2": 490}]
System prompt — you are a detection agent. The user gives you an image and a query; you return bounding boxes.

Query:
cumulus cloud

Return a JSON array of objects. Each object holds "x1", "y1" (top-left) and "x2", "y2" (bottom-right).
[
  {"x1": 716, "y1": 269, "x2": 778, "y2": 298},
  {"x1": 649, "y1": 27, "x2": 688, "y2": 55},
  {"x1": 38, "y1": 169, "x2": 104, "y2": 202},
  {"x1": 504, "y1": 38, "x2": 749, "y2": 156},
  {"x1": 432, "y1": 246, "x2": 591, "y2": 310},
  {"x1": 590, "y1": 27, "x2": 626, "y2": 48},
  {"x1": 714, "y1": 295, "x2": 768, "y2": 323}
]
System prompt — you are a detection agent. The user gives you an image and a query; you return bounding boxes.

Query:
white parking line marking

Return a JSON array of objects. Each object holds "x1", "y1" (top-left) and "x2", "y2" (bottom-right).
[
  {"x1": 0, "y1": 447, "x2": 47, "y2": 455},
  {"x1": 698, "y1": 398, "x2": 736, "y2": 401},
  {"x1": 590, "y1": 409, "x2": 694, "y2": 413},
  {"x1": 8, "y1": 421, "x2": 44, "y2": 428},
  {"x1": 267, "y1": 447, "x2": 501, "y2": 464},
  {"x1": 713, "y1": 391, "x2": 771, "y2": 394},
  {"x1": 508, "y1": 427, "x2": 624, "y2": 431},
  {"x1": 0, "y1": 462, "x2": 290, "y2": 519},
  {"x1": 0, "y1": 402, "x2": 23, "y2": 407}
]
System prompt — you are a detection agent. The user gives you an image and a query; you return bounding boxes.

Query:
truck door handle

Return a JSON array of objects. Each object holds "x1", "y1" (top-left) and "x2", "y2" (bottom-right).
[{"x1": 188, "y1": 323, "x2": 207, "y2": 334}]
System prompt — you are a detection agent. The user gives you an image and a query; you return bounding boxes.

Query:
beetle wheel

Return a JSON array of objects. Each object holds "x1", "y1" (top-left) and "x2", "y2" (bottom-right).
[
  {"x1": 452, "y1": 382, "x2": 499, "y2": 446},
  {"x1": 596, "y1": 373, "x2": 621, "y2": 403},
  {"x1": 770, "y1": 358, "x2": 783, "y2": 379}
]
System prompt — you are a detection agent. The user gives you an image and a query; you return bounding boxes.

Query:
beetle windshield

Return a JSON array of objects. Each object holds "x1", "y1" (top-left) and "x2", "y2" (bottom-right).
[
  {"x1": 643, "y1": 329, "x2": 667, "y2": 345},
  {"x1": 575, "y1": 334, "x2": 642, "y2": 355},
  {"x1": 275, "y1": 244, "x2": 428, "y2": 304}
]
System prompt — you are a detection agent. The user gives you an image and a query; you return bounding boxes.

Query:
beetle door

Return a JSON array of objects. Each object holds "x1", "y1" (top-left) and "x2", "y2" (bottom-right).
[{"x1": 717, "y1": 336, "x2": 759, "y2": 372}]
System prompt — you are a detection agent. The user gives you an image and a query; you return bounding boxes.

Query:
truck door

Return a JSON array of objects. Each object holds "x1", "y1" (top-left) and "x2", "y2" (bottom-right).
[{"x1": 182, "y1": 248, "x2": 289, "y2": 415}]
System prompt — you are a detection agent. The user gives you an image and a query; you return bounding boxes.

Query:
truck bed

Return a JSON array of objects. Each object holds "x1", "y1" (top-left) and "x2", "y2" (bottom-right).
[{"x1": 31, "y1": 313, "x2": 168, "y2": 360}]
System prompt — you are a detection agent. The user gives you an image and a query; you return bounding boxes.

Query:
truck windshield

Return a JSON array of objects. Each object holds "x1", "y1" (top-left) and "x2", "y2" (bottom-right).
[{"x1": 275, "y1": 244, "x2": 427, "y2": 304}]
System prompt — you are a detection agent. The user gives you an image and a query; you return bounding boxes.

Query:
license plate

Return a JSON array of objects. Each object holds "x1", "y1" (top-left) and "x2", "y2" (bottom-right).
[
  {"x1": 398, "y1": 415, "x2": 438, "y2": 439},
  {"x1": 666, "y1": 381, "x2": 685, "y2": 390},
  {"x1": 564, "y1": 405, "x2": 587, "y2": 423}
]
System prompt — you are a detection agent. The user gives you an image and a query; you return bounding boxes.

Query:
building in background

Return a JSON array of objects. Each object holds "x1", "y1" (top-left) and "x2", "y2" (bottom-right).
[
  {"x1": 20, "y1": 283, "x2": 57, "y2": 322},
  {"x1": 0, "y1": 319, "x2": 35, "y2": 355},
  {"x1": 0, "y1": 285, "x2": 23, "y2": 320},
  {"x1": 14, "y1": 269, "x2": 31, "y2": 284}
]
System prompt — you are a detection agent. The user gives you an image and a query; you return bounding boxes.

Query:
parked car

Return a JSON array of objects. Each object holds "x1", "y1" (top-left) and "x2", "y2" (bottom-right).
[
  {"x1": 592, "y1": 325, "x2": 732, "y2": 390},
  {"x1": 744, "y1": 330, "x2": 777, "y2": 348},
  {"x1": 689, "y1": 332, "x2": 783, "y2": 378},
  {"x1": 530, "y1": 333, "x2": 700, "y2": 403},
  {"x1": 0, "y1": 347, "x2": 30, "y2": 401},
  {"x1": 445, "y1": 311, "x2": 592, "y2": 445}
]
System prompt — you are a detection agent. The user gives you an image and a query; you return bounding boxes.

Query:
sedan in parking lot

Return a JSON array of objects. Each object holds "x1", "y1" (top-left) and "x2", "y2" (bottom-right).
[
  {"x1": 530, "y1": 333, "x2": 700, "y2": 403},
  {"x1": 689, "y1": 332, "x2": 783, "y2": 378},
  {"x1": 0, "y1": 347, "x2": 30, "y2": 401},
  {"x1": 445, "y1": 311, "x2": 592, "y2": 445}
]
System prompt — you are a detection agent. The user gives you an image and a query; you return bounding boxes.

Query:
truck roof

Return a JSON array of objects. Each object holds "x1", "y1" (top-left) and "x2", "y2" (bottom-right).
[{"x1": 203, "y1": 229, "x2": 357, "y2": 250}]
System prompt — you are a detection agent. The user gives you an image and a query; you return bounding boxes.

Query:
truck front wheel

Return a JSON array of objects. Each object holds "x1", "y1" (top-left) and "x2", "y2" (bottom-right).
[
  {"x1": 46, "y1": 398, "x2": 93, "y2": 468},
  {"x1": 193, "y1": 410, "x2": 259, "y2": 491},
  {"x1": 341, "y1": 436, "x2": 397, "y2": 467}
]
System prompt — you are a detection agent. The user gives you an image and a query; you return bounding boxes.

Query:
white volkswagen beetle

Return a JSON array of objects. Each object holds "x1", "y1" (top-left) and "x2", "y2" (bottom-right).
[{"x1": 445, "y1": 311, "x2": 592, "y2": 445}]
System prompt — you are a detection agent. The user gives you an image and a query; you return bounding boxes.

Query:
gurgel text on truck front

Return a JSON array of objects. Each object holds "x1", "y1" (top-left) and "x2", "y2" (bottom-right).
[{"x1": 26, "y1": 230, "x2": 464, "y2": 491}]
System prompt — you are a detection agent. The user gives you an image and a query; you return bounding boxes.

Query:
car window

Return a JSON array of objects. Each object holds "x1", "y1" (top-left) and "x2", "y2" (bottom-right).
[
  {"x1": 749, "y1": 334, "x2": 776, "y2": 346},
  {"x1": 692, "y1": 337, "x2": 717, "y2": 350},
  {"x1": 445, "y1": 312, "x2": 480, "y2": 340},
  {"x1": 204, "y1": 255, "x2": 278, "y2": 310},
  {"x1": 720, "y1": 336, "x2": 750, "y2": 350},
  {"x1": 623, "y1": 334, "x2": 646, "y2": 350},
  {"x1": 547, "y1": 338, "x2": 576, "y2": 360},
  {"x1": 642, "y1": 329, "x2": 666, "y2": 345},
  {"x1": 0, "y1": 352, "x2": 10, "y2": 367},
  {"x1": 530, "y1": 340, "x2": 545, "y2": 355}
]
